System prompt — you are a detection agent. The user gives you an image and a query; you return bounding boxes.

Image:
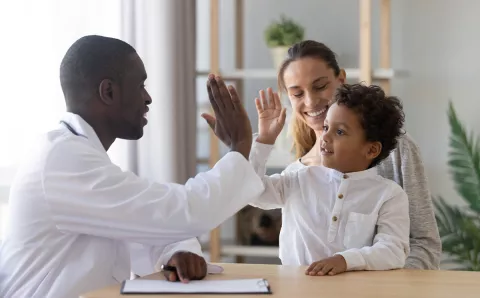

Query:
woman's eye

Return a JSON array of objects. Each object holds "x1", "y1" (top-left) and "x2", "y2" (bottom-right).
[
  {"x1": 314, "y1": 84, "x2": 327, "y2": 91},
  {"x1": 293, "y1": 92, "x2": 303, "y2": 98}
]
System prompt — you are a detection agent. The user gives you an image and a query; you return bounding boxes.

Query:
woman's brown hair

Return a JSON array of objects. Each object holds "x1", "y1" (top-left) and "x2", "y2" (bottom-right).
[{"x1": 278, "y1": 40, "x2": 341, "y2": 159}]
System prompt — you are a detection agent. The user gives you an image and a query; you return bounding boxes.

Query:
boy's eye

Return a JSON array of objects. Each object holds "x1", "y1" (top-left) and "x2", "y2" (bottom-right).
[
  {"x1": 336, "y1": 129, "x2": 345, "y2": 135},
  {"x1": 322, "y1": 125, "x2": 328, "y2": 131}
]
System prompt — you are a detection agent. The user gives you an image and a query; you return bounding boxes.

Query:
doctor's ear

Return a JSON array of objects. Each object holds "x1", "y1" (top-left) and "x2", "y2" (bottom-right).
[{"x1": 99, "y1": 79, "x2": 116, "y2": 105}]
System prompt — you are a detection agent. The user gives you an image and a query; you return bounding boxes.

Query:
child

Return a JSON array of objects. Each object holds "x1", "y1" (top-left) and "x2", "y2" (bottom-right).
[{"x1": 249, "y1": 83, "x2": 410, "y2": 276}]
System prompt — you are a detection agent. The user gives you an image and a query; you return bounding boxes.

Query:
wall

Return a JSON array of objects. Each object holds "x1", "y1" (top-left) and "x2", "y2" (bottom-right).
[{"x1": 196, "y1": 0, "x2": 480, "y2": 261}]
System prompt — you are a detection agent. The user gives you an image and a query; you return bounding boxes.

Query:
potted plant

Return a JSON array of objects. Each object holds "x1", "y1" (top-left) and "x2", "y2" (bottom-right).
[
  {"x1": 434, "y1": 101, "x2": 480, "y2": 271},
  {"x1": 264, "y1": 15, "x2": 304, "y2": 70}
]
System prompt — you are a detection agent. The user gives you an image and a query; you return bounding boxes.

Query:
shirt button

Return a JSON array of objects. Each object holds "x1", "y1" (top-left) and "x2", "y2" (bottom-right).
[
  {"x1": 338, "y1": 194, "x2": 344, "y2": 199},
  {"x1": 332, "y1": 216, "x2": 338, "y2": 222},
  {"x1": 343, "y1": 174, "x2": 348, "y2": 179}
]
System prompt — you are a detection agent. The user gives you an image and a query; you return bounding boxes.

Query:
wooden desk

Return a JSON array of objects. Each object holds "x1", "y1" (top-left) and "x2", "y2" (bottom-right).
[{"x1": 81, "y1": 263, "x2": 480, "y2": 298}]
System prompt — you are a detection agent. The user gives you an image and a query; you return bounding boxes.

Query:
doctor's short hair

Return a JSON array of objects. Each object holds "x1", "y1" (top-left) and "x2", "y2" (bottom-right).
[
  {"x1": 59, "y1": 35, "x2": 136, "y2": 107},
  {"x1": 333, "y1": 83, "x2": 405, "y2": 167}
]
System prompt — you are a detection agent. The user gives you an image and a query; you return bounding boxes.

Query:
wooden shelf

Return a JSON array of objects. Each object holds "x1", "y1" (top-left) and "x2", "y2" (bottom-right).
[
  {"x1": 201, "y1": 240, "x2": 279, "y2": 258},
  {"x1": 221, "y1": 245, "x2": 279, "y2": 258},
  {"x1": 196, "y1": 68, "x2": 407, "y2": 81}
]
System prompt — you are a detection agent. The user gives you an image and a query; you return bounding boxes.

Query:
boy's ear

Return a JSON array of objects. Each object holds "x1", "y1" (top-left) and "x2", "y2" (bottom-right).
[{"x1": 366, "y1": 141, "x2": 382, "y2": 161}]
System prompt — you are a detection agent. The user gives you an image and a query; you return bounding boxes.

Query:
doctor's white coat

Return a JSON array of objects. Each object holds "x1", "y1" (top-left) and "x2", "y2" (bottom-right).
[{"x1": 0, "y1": 113, "x2": 264, "y2": 298}]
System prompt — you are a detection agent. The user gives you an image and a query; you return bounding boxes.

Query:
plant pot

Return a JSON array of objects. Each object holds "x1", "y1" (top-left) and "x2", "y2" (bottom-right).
[{"x1": 269, "y1": 46, "x2": 290, "y2": 70}]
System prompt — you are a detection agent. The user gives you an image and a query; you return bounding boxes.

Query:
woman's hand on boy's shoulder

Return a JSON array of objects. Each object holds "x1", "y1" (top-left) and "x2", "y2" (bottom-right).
[{"x1": 305, "y1": 255, "x2": 347, "y2": 276}]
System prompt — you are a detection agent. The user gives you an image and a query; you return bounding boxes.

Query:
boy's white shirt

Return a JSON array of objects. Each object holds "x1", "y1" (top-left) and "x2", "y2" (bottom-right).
[{"x1": 249, "y1": 141, "x2": 410, "y2": 271}]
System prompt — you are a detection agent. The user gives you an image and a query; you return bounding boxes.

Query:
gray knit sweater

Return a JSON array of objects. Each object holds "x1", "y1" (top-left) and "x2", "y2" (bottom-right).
[
  {"x1": 376, "y1": 133, "x2": 441, "y2": 269},
  {"x1": 260, "y1": 132, "x2": 441, "y2": 270}
]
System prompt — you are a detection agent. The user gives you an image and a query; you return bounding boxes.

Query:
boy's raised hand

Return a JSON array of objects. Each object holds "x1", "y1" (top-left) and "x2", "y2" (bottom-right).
[{"x1": 255, "y1": 88, "x2": 287, "y2": 145}]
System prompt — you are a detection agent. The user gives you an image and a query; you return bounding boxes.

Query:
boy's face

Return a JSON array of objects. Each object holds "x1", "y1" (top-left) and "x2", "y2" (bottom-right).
[{"x1": 320, "y1": 103, "x2": 381, "y2": 173}]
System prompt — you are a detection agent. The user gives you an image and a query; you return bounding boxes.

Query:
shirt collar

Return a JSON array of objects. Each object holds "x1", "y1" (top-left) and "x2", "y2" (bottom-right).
[
  {"x1": 60, "y1": 112, "x2": 107, "y2": 154},
  {"x1": 327, "y1": 166, "x2": 378, "y2": 182}
]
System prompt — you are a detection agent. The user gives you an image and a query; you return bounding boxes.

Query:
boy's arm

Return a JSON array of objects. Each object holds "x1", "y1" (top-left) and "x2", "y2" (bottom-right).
[{"x1": 248, "y1": 138, "x2": 289, "y2": 210}]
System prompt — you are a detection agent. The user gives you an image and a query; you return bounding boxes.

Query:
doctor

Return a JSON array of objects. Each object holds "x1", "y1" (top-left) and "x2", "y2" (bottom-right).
[{"x1": 0, "y1": 35, "x2": 264, "y2": 298}]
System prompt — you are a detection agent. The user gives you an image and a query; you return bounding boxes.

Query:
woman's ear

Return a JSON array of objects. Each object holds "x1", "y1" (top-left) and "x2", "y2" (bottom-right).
[{"x1": 338, "y1": 69, "x2": 346, "y2": 84}]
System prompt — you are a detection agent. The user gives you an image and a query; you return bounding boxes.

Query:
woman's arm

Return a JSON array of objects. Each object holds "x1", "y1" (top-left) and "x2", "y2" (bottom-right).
[{"x1": 377, "y1": 133, "x2": 442, "y2": 269}]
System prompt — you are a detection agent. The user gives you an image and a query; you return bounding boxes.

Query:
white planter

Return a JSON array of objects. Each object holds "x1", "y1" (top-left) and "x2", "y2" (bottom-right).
[{"x1": 269, "y1": 46, "x2": 290, "y2": 70}]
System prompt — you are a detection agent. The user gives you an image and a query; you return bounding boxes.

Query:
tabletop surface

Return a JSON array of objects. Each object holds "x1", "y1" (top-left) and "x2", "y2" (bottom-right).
[{"x1": 80, "y1": 263, "x2": 480, "y2": 298}]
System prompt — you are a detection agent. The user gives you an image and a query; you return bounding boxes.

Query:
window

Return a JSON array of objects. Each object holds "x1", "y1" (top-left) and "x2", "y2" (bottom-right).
[
  {"x1": 0, "y1": 0, "x2": 122, "y2": 238},
  {"x1": 0, "y1": 0, "x2": 122, "y2": 186}
]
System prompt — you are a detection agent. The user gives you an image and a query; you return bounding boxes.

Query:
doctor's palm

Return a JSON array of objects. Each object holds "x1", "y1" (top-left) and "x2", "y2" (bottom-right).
[
  {"x1": 255, "y1": 88, "x2": 287, "y2": 145},
  {"x1": 202, "y1": 75, "x2": 252, "y2": 159}
]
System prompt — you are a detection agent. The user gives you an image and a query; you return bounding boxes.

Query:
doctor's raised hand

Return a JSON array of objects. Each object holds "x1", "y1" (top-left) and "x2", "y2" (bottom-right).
[
  {"x1": 254, "y1": 88, "x2": 287, "y2": 145},
  {"x1": 201, "y1": 74, "x2": 253, "y2": 160}
]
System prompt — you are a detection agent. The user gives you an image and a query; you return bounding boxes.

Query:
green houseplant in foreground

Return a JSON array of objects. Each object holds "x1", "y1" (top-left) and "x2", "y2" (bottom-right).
[
  {"x1": 264, "y1": 14, "x2": 304, "y2": 70},
  {"x1": 434, "y1": 101, "x2": 480, "y2": 270}
]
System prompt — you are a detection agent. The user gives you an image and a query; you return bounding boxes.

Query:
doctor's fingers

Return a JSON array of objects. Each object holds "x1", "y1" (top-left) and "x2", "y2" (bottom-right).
[
  {"x1": 164, "y1": 271, "x2": 178, "y2": 282},
  {"x1": 201, "y1": 113, "x2": 216, "y2": 131},
  {"x1": 194, "y1": 257, "x2": 207, "y2": 279},
  {"x1": 185, "y1": 254, "x2": 206, "y2": 280},
  {"x1": 227, "y1": 84, "x2": 244, "y2": 112},
  {"x1": 206, "y1": 78, "x2": 221, "y2": 117},
  {"x1": 215, "y1": 77, "x2": 235, "y2": 111},
  {"x1": 207, "y1": 75, "x2": 227, "y2": 111}
]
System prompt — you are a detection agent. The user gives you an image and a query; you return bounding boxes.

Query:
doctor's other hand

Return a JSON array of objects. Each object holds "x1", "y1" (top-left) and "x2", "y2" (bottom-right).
[
  {"x1": 202, "y1": 74, "x2": 253, "y2": 160},
  {"x1": 305, "y1": 255, "x2": 347, "y2": 276},
  {"x1": 255, "y1": 88, "x2": 287, "y2": 145},
  {"x1": 164, "y1": 251, "x2": 207, "y2": 283}
]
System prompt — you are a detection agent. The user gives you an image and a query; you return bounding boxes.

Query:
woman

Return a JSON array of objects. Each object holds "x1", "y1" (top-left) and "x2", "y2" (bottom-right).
[{"x1": 253, "y1": 40, "x2": 441, "y2": 270}]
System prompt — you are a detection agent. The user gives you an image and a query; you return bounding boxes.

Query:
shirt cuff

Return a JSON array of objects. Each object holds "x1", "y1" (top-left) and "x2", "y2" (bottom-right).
[
  {"x1": 249, "y1": 139, "x2": 275, "y2": 164},
  {"x1": 154, "y1": 238, "x2": 204, "y2": 271},
  {"x1": 335, "y1": 250, "x2": 366, "y2": 271}
]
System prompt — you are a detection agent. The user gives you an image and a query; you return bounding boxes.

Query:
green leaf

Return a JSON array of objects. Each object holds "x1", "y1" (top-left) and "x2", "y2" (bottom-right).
[
  {"x1": 447, "y1": 102, "x2": 480, "y2": 213},
  {"x1": 434, "y1": 194, "x2": 480, "y2": 270},
  {"x1": 264, "y1": 15, "x2": 304, "y2": 47}
]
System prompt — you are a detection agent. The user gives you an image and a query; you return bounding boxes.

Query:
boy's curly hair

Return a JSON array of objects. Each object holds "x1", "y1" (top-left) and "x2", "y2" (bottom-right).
[{"x1": 333, "y1": 83, "x2": 405, "y2": 167}]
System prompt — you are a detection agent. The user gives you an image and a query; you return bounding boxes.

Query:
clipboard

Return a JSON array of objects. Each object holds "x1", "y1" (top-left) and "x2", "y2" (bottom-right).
[{"x1": 120, "y1": 278, "x2": 272, "y2": 295}]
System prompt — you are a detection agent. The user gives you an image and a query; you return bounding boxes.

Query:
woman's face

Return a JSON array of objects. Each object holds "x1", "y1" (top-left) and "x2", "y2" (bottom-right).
[{"x1": 283, "y1": 57, "x2": 345, "y2": 133}]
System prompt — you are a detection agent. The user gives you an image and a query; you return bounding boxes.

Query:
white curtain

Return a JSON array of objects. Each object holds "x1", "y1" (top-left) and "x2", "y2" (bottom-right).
[
  {"x1": 0, "y1": 0, "x2": 197, "y2": 238},
  {"x1": 0, "y1": 0, "x2": 122, "y2": 238},
  {"x1": 111, "y1": 0, "x2": 197, "y2": 185}
]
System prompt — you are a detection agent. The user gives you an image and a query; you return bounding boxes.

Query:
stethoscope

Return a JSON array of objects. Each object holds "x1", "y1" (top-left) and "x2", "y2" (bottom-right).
[{"x1": 59, "y1": 120, "x2": 87, "y2": 139}]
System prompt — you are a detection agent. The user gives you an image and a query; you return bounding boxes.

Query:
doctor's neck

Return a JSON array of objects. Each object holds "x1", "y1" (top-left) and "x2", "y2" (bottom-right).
[{"x1": 72, "y1": 108, "x2": 116, "y2": 151}]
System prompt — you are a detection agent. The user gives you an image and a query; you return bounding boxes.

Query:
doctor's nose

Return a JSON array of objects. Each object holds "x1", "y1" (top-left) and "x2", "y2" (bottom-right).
[{"x1": 144, "y1": 90, "x2": 152, "y2": 105}]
